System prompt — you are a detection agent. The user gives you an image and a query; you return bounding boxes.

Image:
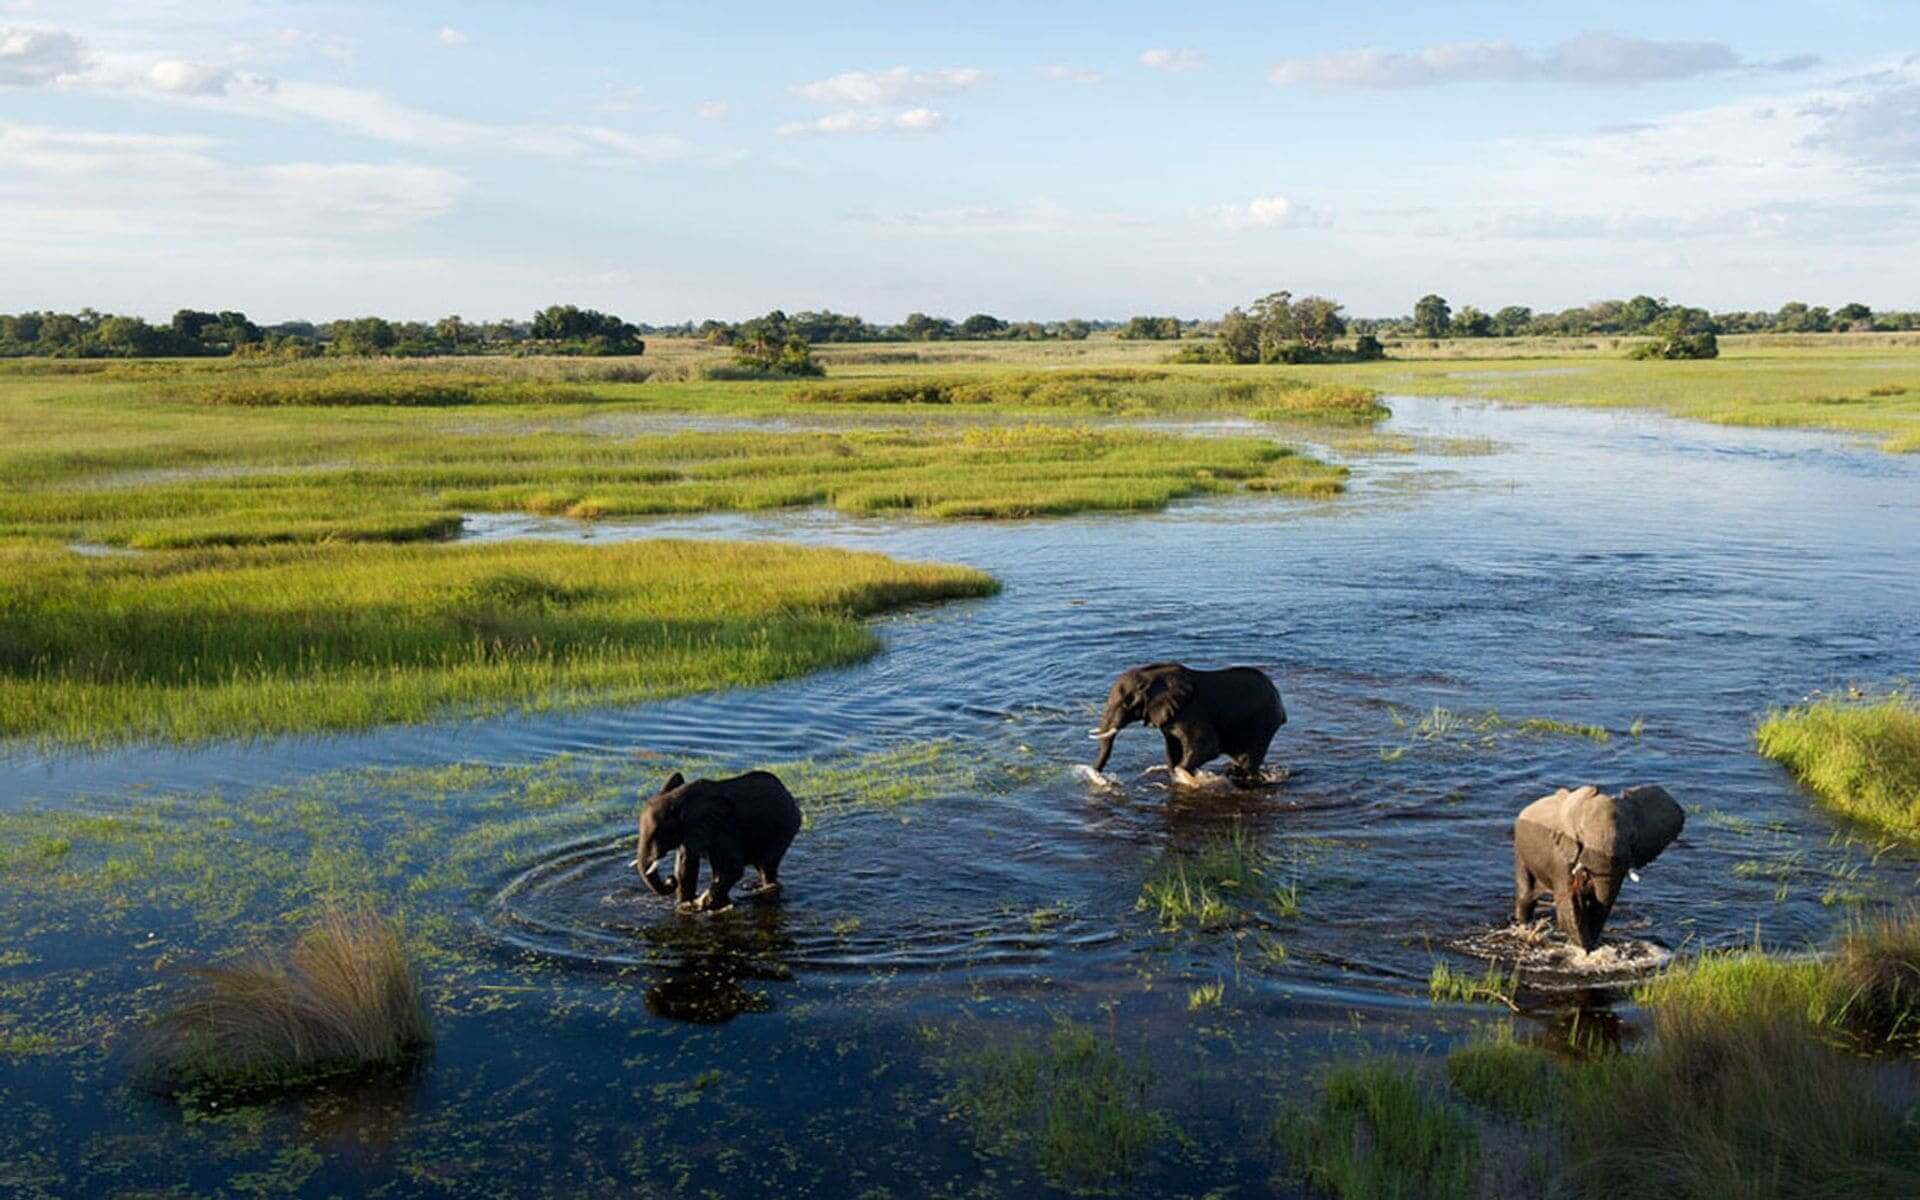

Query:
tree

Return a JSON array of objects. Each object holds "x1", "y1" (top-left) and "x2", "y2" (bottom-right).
[
  {"x1": 171, "y1": 309, "x2": 218, "y2": 341},
  {"x1": 1492, "y1": 306, "x2": 1534, "y2": 337},
  {"x1": 959, "y1": 313, "x2": 1007, "y2": 338},
  {"x1": 734, "y1": 332, "x2": 823, "y2": 376},
  {"x1": 530, "y1": 304, "x2": 643, "y2": 353},
  {"x1": 1412, "y1": 294, "x2": 1451, "y2": 338},
  {"x1": 1834, "y1": 302, "x2": 1873, "y2": 330},
  {"x1": 328, "y1": 316, "x2": 397, "y2": 355},
  {"x1": 435, "y1": 315, "x2": 466, "y2": 348},
  {"x1": 1451, "y1": 305, "x2": 1493, "y2": 338},
  {"x1": 898, "y1": 312, "x2": 955, "y2": 341},
  {"x1": 1215, "y1": 307, "x2": 1260, "y2": 364},
  {"x1": 1628, "y1": 307, "x2": 1718, "y2": 360},
  {"x1": 1116, "y1": 316, "x2": 1182, "y2": 340}
]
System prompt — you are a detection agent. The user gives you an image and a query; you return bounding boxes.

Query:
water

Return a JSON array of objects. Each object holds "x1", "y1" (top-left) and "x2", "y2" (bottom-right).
[{"x1": 3, "y1": 396, "x2": 1917, "y2": 1196}]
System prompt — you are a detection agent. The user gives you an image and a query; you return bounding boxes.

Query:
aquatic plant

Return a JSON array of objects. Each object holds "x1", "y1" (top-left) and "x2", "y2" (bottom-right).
[
  {"x1": 1427, "y1": 960, "x2": 1520, "y2": 1010},
  {"x1": 1136, "y1": 826, "x2": 1299, "y2": 932},
  {"x1": 1444, "y1": 1027, "x2": 1563, "y2": 1121},
  {"x1": 1755, "y1": 693, "x2": 1920, "y2": 843},
  {"x1": 943, "y1": 1020, "x2": 1162, "y2": 1191},
  {"x1": 131, "y1": 906, "x2": 429, "y2": 1097},
  {"x1": 1187, "y1": 981, "x2": 1224, "y2": 1010},
  {"x1": 1274, "y1": 1060, "x2": 1478, "y2": 1200}
]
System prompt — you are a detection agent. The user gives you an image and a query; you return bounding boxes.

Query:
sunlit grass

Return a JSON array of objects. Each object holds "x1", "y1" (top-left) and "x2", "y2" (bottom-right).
[
  {"x1": 1136, "y1": 826, "x2": 1300, "y2": 932},
  {"x1": 1755, "y1": 693, "x2": 1920, "y2": 843},
  {"x1": 0, "y1": 538, "x2": 995, "y2": 745},
  {"x1": 1428, "y1": 960, "x2": 1521, "y2": 1009}
]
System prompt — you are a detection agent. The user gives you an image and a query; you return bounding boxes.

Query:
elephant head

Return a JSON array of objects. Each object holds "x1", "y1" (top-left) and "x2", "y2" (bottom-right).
[
  {"x1": 636, "y1": 772, "x2": 727, "y2": 897},
  {"x1": 1089, "y1": 664, "x2": 1192, "y2": 772},
  {"x1": 1546, "y1": 784, "x2": 1685, "y2": 950}
]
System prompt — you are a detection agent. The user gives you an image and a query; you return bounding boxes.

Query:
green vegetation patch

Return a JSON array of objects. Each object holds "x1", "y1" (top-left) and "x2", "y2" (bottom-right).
[
  {"x1": 176, "y1": 372, "x2": 594, "y2": 407},
  {"x1": 1136, "y1": 825, "x2": 1301, "y2": 932},
  {"x1": 941, "y1": 1020, "x2": 1164, "y2": 1193},
  {"x1": 1274, "y1": 1060, "x2": 1479, "y2": 1200},
  {"x1": 0, "y1": 538, "x2": 995, "y2": 745},
  {"x1": 793, "y1": 368, "x2": 1387, "y2": 422},
  {"x1": 1755, "y1": 693, "x2": 1920, "y2": 843}
]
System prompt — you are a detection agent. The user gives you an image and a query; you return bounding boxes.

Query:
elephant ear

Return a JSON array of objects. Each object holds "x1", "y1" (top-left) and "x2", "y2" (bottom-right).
[
  {"x1": 1620, "y1": 785, "x2": 1685, "y2": 869},
  {"x1": 659, "y1": 771, "x2": 686, "y2": 796},
  {"x1": 1143, "y1": 673, "x2": 1194, "y2": 728}
]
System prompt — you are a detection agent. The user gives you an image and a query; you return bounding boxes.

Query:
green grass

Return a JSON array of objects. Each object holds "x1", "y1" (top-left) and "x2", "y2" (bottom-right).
[
  {"x1": 1136, "y1": 826, "x2": 1300, "y2": 932},
  {"x1": 791, "y1": 367, "x2": 1388, "y2": 422},
  {"x1": 1755, "y1": 693, "x2": 1920, "y2": 843},
  {"x1": 1428, "y1": 960, "x2": 1521, "y2": 1009},
  {"x1": 1286, "y1": 338, "x2": 1920, "y2": 451},
  {"x1": 1444, "y1": 1027, "x2": 1563, "y2": 1122},
  {"x1": 1187, "y1": 981, "x2": 1224, "y2": 1010},
  {"x1": 1274, "y1": 1061, "x2": 1479, "y2": 1200},
  {"x1": 943, "y1": 1021, "x2": 1163, "y2": 1193},
  {"x1": 0, "y1": 538, "x2": 995, "y2": 745},
  {"x1": 175, "y1": 371, "x2": 594, "y2": 407}
]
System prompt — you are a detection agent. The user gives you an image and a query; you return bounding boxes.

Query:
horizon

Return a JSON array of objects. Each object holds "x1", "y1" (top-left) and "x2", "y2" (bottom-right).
[{"x1": 4, "y1": 2, "x2": 1918, "y2": 322}]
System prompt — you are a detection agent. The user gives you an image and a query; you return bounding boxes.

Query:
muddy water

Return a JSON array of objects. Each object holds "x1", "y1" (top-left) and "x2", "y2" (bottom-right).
[{"x1": 3, "y1": 397, "x2": 1917, "y2": 1197}]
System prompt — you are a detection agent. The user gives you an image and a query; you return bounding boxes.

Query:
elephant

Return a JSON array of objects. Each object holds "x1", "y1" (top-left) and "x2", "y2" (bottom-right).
[
  {"x1": 1088, "y1": 662, "x2": 1285, "y2": 781},
  {"x1": 637, "y1": 770, "x2": 802, "y2": 913},
  {"x1": 1512, "y1": 784, "x2": 1684, "y2": 952}
]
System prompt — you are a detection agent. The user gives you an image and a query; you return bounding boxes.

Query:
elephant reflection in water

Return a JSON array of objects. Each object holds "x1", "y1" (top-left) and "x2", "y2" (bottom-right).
[{"x1": 635, "y1": 901, "x2": 798, "y2": 1023}]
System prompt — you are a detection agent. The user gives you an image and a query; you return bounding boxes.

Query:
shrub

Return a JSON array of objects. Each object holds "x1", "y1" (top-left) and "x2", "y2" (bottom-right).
[
  {"x1": 733, "y1": 333, "x2": 824, "y2": 377},
  {"x1": 132, "y1": 906, "x2": 430, "y2": 1097}
]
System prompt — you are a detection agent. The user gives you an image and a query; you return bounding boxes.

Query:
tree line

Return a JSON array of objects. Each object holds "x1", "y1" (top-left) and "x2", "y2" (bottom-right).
[
  {"x1": 0, "y1": 305, "x2": 644, "y2": 359},
  {"x1": 1381, "y1": 295, "x2": 1916, "y2": 339}
]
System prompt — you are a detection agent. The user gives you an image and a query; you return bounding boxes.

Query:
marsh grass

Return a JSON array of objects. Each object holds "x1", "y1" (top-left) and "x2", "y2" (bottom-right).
[
  {"x1": 945, "y1": 1021, "x2": 1163, "y2": 1193},
  {"x1": 132, "y1": 906, "x2": 429, "y2": 1099},
  {"x1": 1136, "y1": 826, "x2": 1299, "y2": 932},
  {"x1": 1187, "y1": 981, "x2": 1224, "y2": 1010},
  {"x1": 791, "y1": 369, "x2": 1387, "y2": 423},
  {"x1": 1274, "y1": 1061, "x2": 1479, "y2": 1200},
  {"x1": 176, "y1": 372, "x2": 594, "y2": 407},
  {"x1": 1444, "y1": 1027, "x2": 1562, "y2": 1122},
  {"x1": 1755, "y1": 693, "x2": 1920, "y2": 843},
  {"x1": 1429, "y1": 960, "x2": 1522, "y2": 1010},
  {"x1": 0, "y1": 538, "x2": 995, "y2": 744},
  {"x1": 1828, "y1": 905, "x2": 1920, "y2": 1047}
]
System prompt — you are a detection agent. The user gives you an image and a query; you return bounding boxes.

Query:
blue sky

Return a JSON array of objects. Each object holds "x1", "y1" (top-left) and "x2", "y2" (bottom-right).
[{"x1": 3, "y1": 2, "x2": 1916, "y2": 322}]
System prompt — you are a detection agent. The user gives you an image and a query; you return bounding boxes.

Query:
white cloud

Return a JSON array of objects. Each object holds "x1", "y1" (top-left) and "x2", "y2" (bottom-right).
[
  {"x1": 1205, "y1": 195, "x2": 1330, "y2": 230},
  {"x1": 147, "y1": 59, "x2": 267, "y2": 96},
  {"x1": 1139, "y1": 48, "x2": 1204, "y2": 72},
  {"x1": 1, "y1": 26, "x2": 86, "y2": 85},
  {"x1": 777, "y1": 108, "x2": 947, "y2": 136},
  {"x1": 436, "y1": 26, "x2": 468, "y2": 46},
  {"x1": 275, "y1": 27, "x2": 352, "y2": 61},
  {"x1": 791, "y1": 65, "x2": 983, "y2": 105},
  {"x1": 1042, "y1": 64, "x2": 1102, "y2": 84},
  {"x1": 695, "y1": 99, "x2": 730, "y2": 120},
  {"x1": 0, "y1": 122, "x2": 465, "y2": 244},
  {"x1": 859, "y1": 197, "x2": 1149, "y2": 234},
  {"x1": 1269, "y1": 33, "x2": 1817, "y2": 89}
]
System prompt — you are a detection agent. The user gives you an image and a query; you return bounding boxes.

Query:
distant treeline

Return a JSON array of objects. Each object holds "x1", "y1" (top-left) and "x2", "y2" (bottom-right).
[
  {"x1": 0, "y1": 305, "x2": 644, "y2": 359},
  {"x1": 5, "y1": 295, "x2": 1914, "y2": 360},
  {"x1": 1355, "y1": 295, "x2": 1918, "y2": 339}
]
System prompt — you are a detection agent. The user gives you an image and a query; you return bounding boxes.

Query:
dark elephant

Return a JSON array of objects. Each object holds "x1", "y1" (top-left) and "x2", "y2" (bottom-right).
[
  {"x1": 637, "y1": 770, "x2": 802, "y2": 913},
  {"x1": 1512, "y1": 784, "x2": 1684, "y2": 951},
  {"x1": 1088, "y1": 662, "x2": 1285, "y2": 779}
]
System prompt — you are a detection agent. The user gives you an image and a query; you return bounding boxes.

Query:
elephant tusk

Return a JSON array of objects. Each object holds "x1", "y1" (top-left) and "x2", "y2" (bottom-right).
[
  {"x1": 1628, "y1": 869, "x2": 1642, "y2": 883},
  {"x1": 1089, "y1": 728, "x2": 1116, "y2": 738}
]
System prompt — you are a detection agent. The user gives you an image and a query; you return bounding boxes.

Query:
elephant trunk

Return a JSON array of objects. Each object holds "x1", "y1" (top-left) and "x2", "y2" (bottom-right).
[
  {"x1": 1089, "y1": 698, "x2": 1128, "y2": 772},
  {"x1": 637, "y1": 838, "x2": 674, "y2": 896}
]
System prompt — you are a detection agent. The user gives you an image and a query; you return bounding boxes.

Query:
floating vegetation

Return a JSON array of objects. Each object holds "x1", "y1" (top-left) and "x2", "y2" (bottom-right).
[
  {"x1": 131, "y1": 906, "x2": 430, "y2": 1099},
  {"x1": 1136, "y1": 826, "x2": 1300, "y2": 933},
  {"x1": 1755, "y1": 692, "x2": 1920, "y2": 844},
  {"x1": 941, "y1": 1020, "x2": 1164, "y2": 1192},
  {"x1": 1384, "y1": 705, "x2": 1619, "y2": 757},
  {"x1": 1186, "y1": 981, "x2": 1224, "y2": 1010},
  {"x1": 1428, "y1": 960, "x2": 1521, "y2": 1010}
]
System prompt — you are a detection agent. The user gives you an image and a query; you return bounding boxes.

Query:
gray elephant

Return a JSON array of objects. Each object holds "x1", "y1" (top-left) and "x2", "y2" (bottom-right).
[
  {"x1": 1512, "y1": 784, "x2": 1684, "y2": 951},
  {"x1": 637, "y1": 770, "x2": 802, "y2": 913},
  {"x1": 1089, "y1": 662, "x2": 1285, "y2": 780}
]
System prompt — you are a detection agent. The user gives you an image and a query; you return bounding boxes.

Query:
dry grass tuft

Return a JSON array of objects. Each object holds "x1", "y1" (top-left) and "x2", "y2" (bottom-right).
[{"x1": 133, "y1": 906, "x2": 430, "y2": 1096}]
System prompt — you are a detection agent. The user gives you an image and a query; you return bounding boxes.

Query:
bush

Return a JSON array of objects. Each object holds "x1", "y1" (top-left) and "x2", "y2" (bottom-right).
[
  {"x1": 132, "y1": 906, "x2": 430, "y2": 1097},
  {"x1": 733, "y1": 333, "x2": 824, "y2": 377}
]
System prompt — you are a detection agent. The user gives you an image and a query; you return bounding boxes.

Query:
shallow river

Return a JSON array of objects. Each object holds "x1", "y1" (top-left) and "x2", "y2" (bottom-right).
[{"x1": 3, "y1": 396, "x2": 1917, "y2": 1197}]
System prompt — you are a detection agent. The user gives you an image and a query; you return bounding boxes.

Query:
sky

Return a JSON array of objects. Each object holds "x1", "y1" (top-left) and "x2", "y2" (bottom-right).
[{"x1": 2, "y1": 1, "x2": 1917, "y2": 323}]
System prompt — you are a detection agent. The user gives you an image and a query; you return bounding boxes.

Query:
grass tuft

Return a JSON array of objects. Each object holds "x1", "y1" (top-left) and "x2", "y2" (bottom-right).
[
  {"x1": 1275, "y1": 1060, "x2": 1478, "y2": 1200},
  {"x1": 132, "y1": 905, "x2": 429, "y2": 1098},
  {"x1": 1136, "y1": 826, "x2": 1299, "y2": 932},
  {"x1": 1444, "y1": 1028, "x2": 1562, "y2": 1121},
  {"x1": 944, "y1": 1021, "x2": 1162, "y2": 1192},
  {"x1": 1755, "y1": 693, "x2": 1920, "y2": 843}
]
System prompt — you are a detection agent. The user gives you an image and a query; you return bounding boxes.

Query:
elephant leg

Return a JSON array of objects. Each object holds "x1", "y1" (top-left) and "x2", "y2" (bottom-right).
[
  {"x1": 1513, "y1": 855, "x2": 1538, "y2": 924},
  {"x1": 753, "y1": 847, "x2": 786, "y2": 894},
  {"x1": 1236, "y1": 728, "x2": 1276, "y2": 776},
  {"x1": 700, "y1": 846, "x2": 745, "y2": 912},
  {"x1": 1178, "y1": 725, "x2": 1220, "y2": 772},
  {"x1": 1161, "y1": 731, "x2": 1184, "y2": 770},
  {"x1": 1552, "y1": 887, "x2": 1583, "y2": 946},
  {"x1": 674, "y1": 848, "x2": 700, "y2": 908}
]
